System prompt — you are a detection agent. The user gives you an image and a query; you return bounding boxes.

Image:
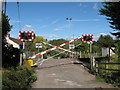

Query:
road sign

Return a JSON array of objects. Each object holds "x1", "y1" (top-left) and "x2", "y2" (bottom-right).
[
  {"x1": 36, "y1": 43, "x2": 42, "y2": 48},
  {"x1": 82, "y1": 34, "x2": 94, "y2": 43},
  {"x1": 69, "y1": 44, "x2": 75, "y2": 49},
  {"x1": 18, "y1": 31, "x2": 35, "y2": 41}
]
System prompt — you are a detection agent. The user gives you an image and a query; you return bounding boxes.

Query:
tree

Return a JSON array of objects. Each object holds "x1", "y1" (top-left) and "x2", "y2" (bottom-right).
[
  {"x1": 99, "y1": 2, "x2": 120, "y2": 38},
  {"x1": 2, "y1": 12, "x2": 20, "y2": 68},
  {"x1": 114, "y1": 40, "x2": 120, "y2": 59},
  {"x1": 97, "y1": 35, "x2": 114, "y2": 57},
  {"x1": 74, "y1": 42, "x2": 89, "y2": 53},
  {"x1": 24, "y1": 36, "x2": 47, "y2": 57},
  {"x1": 48, "y1": 39, "x2": 69, "y2": 58},
  {"x1": 97, "y1": 35, "x2": 114, "y2": 47}
]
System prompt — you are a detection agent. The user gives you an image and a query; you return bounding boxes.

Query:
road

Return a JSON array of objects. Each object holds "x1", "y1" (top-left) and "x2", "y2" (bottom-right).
[{"x1": 32, "y1": 58, "x2": 116, "y2": 89}]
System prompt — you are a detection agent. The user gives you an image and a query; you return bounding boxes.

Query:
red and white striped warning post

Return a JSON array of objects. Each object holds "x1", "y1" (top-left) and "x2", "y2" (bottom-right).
[
  {"x1": 41, "y1": 41, "x2": 75, "y2": 54},
  {"x1": 31, "y1": 36, "x2": 81, "y2": 59}
]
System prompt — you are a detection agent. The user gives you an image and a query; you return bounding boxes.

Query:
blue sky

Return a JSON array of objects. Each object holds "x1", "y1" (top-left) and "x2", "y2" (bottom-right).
[{"x1": 6, "y1": 2, "x2": 114, "y2": 40}]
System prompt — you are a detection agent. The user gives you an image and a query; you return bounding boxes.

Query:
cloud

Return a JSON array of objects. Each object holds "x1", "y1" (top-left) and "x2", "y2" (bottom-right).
[
  {"x1": 10, "y1": 20, "x2": 21, "y2": 25},
  {"x1": 54, "y1": 28, "x2": 63, "y2": 31},
  {"x1": 93, "y1": 3, "x2": 98, "y2": 10},
  {"x1": 53, "y1": 24, "x2": 68, "y2": 31},
  {"x1": 22, "y1": 25, "x2": 35, "y2": 31},
  {"x1": 10, "y1": 20, "x2": 21, "y2": 23},
  {"x1": 41, "y1": 34, "x2": 59, "y2": 38},
  {"x1": 51, "y1": 19, "x2": 59, "y2": 24},
  {"x1": 40, "y1": 25, "x2": 49, "y2": 29},
  {"x1": 72, "y1": 19, "x2": 101, "y2": 22},
  {"x1": 40, "y1": 19, "x2": 59, "y2": 29},
  {"x1": 78, "y1": 3, "x2": 82, "y2": 7},
  {"x1": 94, "y1": 33, "x2": 107, "y2": 41}
]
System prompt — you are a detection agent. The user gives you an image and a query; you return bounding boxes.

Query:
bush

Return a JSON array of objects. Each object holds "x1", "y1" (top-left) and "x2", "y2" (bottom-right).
[{"x1": 2, "y1": 65, "x2": 37, "y2": 89}]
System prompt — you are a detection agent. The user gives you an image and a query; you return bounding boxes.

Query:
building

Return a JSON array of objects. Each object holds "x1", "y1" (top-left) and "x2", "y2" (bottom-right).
[
  {"x1": 102, "y1": 47, "x2": 115, "y2": 57},
  {"x1": 5, "y1": 34, "x2": 23, "y2": 49}
]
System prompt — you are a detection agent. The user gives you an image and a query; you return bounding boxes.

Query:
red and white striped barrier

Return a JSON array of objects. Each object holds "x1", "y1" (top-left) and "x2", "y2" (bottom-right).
[
  {"x1": 41, "y1": 41, "x2": 75, "y2": 54},
  {"x1": 31, "y1": 36, "x2": 81, "y2": 58}
]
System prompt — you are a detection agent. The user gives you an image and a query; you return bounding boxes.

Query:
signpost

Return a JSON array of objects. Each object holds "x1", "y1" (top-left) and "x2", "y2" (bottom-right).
[
  {"x1": 69, "y1": 44, "x2": 75, "y2": 49},
  {"x1": 18, "y1": 31, "x2": 35, "y2": 66},
  {"x1": 69, "y1": 44, "x2": 75, "y2": 58},
  {"x1": 36, "y1": 43, "x2": 43, "y2": 59},
  {"x1": 82, "y1": 34, "x2": 94, "y2": 69},
  {"x1": 36, "y1": 43, "x2": 42, "y2": 52},
  {"x1": 18, "y1": 31, "x2": 35, "y2": 49}
]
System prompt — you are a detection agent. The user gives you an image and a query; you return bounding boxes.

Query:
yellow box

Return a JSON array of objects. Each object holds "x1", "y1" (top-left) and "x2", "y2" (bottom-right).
[{"x1": 27, "y1": 59, "x2": 34, "y2": 66}]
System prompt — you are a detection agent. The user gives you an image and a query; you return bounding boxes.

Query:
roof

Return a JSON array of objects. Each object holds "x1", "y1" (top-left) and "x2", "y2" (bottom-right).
[{"x1": 9, "y1": 37, "x2": 23, "y2": 45}]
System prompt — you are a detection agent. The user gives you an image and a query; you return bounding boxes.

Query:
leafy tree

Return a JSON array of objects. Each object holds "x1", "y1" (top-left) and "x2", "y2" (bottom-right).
[
  {"x1": 74, "y1": 42, "x2": 89, "y2": 53},
  {"x1": 97, "y1": 35, "x2": 114, "y2": 57},
  {"x1": 24, "y1": 36, "x2": 47, "y2": 57},
  {"x1": 99, "y1": 2, "x2": 120, "y2": 38},
  {"x1": 114, "y1": 40, "x2": 120, "y2": 59},
  {"x1": 2, "y1": 12, "x2": 20, "y2": 68},
  {"x1": 97, "y1": 35, "x2": 114, "y2": 47},
  {"x1": 48, "y1": 39, "x2": 69, "y2": 58}
]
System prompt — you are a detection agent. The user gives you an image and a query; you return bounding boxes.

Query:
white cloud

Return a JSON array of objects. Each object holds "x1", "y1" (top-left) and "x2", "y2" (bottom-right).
[
  {"x1": 72, "y1": 19, "x2": 101, "y2": 22},
  {"x1": 40, "y1": 25, "x2": 49, "y2": 29},
  {"x1": 10, "y1": 20, "x2": 21, "y2": 23},
  {"x1": 93, "y1": 3, "x2": 98, "y2": 10},
  {"x1": 94, "y1": 33, "x2": 107, "y2": 41},
  {"x1": 22, "y1": 25, "x2": 35, "y2": 31},
  {"x1": 41, "y1": 34, "x2": 59, "y2": 38},
  {"x1": 39, "y1": 19, "x2": 59, "y2": 29},
  {"x1": 10, "y1": 20, "x2": 21, "y2": 25},
  {"x1": 54, "y1": 28, "x2": 63, "y2": 31},
  {"x1": 51, "y1": 19, "x2": 59, "y2": 24},
  {"x1": 53, "y1": 24, "x2": 68, "y2": 31},
  {"x1": 78, "y1": 3, "x2": 82, "y2": 7}
]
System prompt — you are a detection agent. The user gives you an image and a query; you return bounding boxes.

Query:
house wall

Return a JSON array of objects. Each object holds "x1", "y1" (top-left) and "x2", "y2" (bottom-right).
[
  {"x1": 102, "y1": 47, "x2": 115, "y2": 57},
  {"x1": 6, "y1": 37, "x2": 20, "y2": 49}
]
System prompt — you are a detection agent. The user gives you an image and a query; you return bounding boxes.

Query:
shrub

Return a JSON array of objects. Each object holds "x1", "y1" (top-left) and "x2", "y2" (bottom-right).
[{"x1": 2, "y1": 65, "x2": 37, "y2": 89}]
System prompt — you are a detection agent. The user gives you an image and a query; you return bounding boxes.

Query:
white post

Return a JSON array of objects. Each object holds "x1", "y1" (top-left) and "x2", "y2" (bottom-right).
[
  {"x1": 41, "y1": 55, "x2": 43, "y2": 59},
  {"x1": 23, "y1": 41, "x2": 25, "y2": 49},
  {"x1": 80, "y1": 51, "x2": 81, "y2": 58},
  {"x1": 90, "y1": 43, "x2": 93, "y2": 69},
  {"x1": 20, "y1": 53, "x2": 22, "y2": 66}
]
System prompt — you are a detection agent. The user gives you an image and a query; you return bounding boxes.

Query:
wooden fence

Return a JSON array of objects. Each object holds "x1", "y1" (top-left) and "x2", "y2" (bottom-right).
[{"x1": 94, "y1": 61, "x2": 120, "y2": 76}]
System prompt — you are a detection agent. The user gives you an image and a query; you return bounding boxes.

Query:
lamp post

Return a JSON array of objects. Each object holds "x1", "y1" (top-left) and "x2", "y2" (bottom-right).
[{"x1": 66, "y1": 18, "x2": 72, "y2": 58}]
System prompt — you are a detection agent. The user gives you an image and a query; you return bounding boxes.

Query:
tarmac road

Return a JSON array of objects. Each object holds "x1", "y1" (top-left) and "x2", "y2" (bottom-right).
[{"x1": 32, "y1": 58, "x2": 117, "y2": 89}]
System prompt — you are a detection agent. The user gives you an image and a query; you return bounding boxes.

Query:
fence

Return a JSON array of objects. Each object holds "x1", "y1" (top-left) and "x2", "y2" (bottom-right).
[
  {"x1": 92, "y1": 58, "x2": 120, "y2": 87},
  {"x1": 95, "y1": 61, "x2": 120, "y2": 75}
]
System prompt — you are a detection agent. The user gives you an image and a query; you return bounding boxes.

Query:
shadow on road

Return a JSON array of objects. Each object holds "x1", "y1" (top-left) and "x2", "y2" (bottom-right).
[{"x1": 37, "y1": 62, "x2": 82, "y2": 70}]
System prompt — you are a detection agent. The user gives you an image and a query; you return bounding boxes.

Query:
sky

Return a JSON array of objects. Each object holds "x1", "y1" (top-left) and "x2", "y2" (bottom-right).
[{"x1": 6, "y1": 2, "x2": 115, "y2": 41}]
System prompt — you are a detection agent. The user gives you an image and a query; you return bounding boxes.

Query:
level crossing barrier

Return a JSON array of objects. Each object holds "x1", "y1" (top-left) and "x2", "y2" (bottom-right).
[{"x1": 31, "y1": 36, "x2": 81, "y2": 59}]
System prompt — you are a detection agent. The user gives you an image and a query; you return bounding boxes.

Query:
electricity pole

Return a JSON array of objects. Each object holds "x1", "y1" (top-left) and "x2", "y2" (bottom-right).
[{"x1": 66, "y1": 18, "x2": 72, "y2": 58}]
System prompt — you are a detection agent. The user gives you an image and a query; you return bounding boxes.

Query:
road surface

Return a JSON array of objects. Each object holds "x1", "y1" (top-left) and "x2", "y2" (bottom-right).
[{"x1": 32, "y1": 58, "x2": 117, "y2": 89}]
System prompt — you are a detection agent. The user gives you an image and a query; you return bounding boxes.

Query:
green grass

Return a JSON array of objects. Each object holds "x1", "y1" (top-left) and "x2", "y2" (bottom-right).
[
  {"x1": 94, "y1": 57, "x2": 120, "y2": 88},
  {"x1": 94, "y1": 75, "x2": 105, "y2": 82}
]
